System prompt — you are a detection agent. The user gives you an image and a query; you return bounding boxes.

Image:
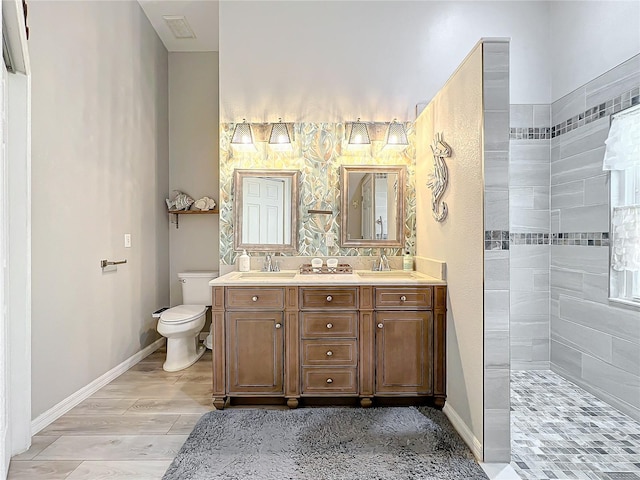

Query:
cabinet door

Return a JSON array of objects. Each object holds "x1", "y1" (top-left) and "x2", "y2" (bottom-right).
[
  {"x1": 375, "y1": 311, "x2": 433, "y2": 394},
  {"x1": 227, "y1": 312, "x2": 284, "y2": 395}
]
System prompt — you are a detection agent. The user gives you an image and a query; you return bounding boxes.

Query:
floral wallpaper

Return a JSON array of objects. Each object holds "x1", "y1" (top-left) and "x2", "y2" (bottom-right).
[{"x1": 219, "y1": 123, "x2": 416, "y2": 265}]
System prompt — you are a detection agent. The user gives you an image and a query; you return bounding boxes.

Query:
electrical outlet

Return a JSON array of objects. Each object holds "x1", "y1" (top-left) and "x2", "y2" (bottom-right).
[
  {"x1": 325, "y1": 232, "x2": 335, "y2": 247},
  {"x1": 124, "y1": 234, "x2": 131, "y2": 248}
]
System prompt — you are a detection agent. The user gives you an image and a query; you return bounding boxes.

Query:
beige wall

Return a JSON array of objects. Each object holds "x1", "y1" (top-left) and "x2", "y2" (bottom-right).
[
  {"x1": 30, "y1": 1, "x2": 169, "y2": 418},
  {"x1": 416, "y1": 45, "x2": 485, "y2": 446},
  {"x1": 168, "y1": 52, "x2": 219, "y2": 305}
]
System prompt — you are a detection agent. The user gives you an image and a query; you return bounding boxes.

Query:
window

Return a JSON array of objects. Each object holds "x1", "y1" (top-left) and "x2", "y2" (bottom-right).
[{"x1": 604, "y1": 105, "x2": 640, "y2": 305}]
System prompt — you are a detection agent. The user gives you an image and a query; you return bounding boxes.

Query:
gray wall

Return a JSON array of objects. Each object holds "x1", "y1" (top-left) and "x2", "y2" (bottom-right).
[
  {"x1": 550, "y1": 55, "x2": 640, "y2": 421},
  {"x1": 168, "y1": 52, "x2": 220, "y2": 306},
  {"x1": 30, "y1": 1, "x2": 169, "y2": 418},
  {"x1": 509, "y1": 104, "x2": 551, "y2": 370}
]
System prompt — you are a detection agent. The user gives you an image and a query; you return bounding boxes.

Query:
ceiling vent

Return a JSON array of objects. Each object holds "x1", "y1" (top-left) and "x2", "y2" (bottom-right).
[{"x1": 162, "y1": 15, "x2": 196, "y2": 39}]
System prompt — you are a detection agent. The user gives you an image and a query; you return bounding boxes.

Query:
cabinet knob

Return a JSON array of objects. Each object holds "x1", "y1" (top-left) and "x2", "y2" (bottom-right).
[
  {"x1": 326, "y1": 323, "x2": 333, "y2": 329},
  {"x1": 326, "y1": 295, "x2": 333, "y2": 302},
  {"x1": 377, "y1": 323, "x2": 384, "y2": 329},
  {"x1": 326, "y1": 351, "x2": 333, "y2": 356},
  {"x1": 275, "y1": 323, "x2": 282, "y2": 329},
  {"x1": 252, "y1": 296, "x2": 258, "y2": 302},
  {"x1": 326, "y1": 378, "x2": 333, "y2": 384},
  {"x1": 400, "y1": 295, "x2": 407, "y2": 302}
]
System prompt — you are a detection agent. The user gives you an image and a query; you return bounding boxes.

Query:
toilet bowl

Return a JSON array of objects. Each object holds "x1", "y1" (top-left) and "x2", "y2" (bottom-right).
[{"x1": 157, "y1": 271, "x2": 218, "y2": 372}]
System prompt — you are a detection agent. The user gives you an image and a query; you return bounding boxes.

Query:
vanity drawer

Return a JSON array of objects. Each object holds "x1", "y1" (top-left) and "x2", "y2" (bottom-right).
[
  {"x1": 301, "y1": 340, "x2": 357, "y2": 366},
  {"x1": 299, "y1": 287, "x2": 358, "y2": 310},
  {"x1": 301, "y1": 367, "x2": 357, "y2": 394},
  {"x1": 226, "y1": 287, "x2": 285, "y2": 310},
  {"x1": 374, "y1": 287, "x2": 432, "y2": 309},
  {"x1": 301, "y1": 312, "x2": 358, "y2": 338}
]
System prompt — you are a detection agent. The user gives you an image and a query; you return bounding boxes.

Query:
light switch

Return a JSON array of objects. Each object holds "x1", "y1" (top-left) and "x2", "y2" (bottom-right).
[
  {"x1": 325, "y1": 232, "x2": 335, "y2": 247},
  {"x1": 124, "y1": 234, "x2": 131, "y2": 248}
]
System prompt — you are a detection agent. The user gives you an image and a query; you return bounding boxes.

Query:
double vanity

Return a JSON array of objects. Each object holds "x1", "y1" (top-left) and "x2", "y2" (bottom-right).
[{"x1": 209, "y1": 269, "x2": 447, "y2": 410}]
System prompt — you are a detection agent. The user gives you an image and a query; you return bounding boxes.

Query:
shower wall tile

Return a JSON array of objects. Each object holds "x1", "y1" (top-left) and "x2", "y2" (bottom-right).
[
  {"x1": 551, "y1": 317, "x2": 613, "y2": 363},
  {"x1": 510, "y1": 209, "x2": 550, "y2": 233},
  {"x1": 510, "y1": 162, "x2": 551, "y2": 187},
  {"x1": 585, "y1": 54, "x2": 640, "y2": 108},
  {"x1": 551, "y1": 87, "x2": 586, "y2": 126},
  {"x1": 532, "y1": 105, "x2": 550, "y2": 128},
  {"x1": 551, "y1": 180, "x2": 583, "y2": 209},
  {"x1": 612, "y1": 337, "x2": 640, "y2": 377},
  {"x1": 550, "y1": 245, "x2": 608, "y2": 274},
  {"x1": 485, "y1": 190, "x2": 509, "y2": 231},
  {"x1": 550, "y1": 146, "x2": 606, "y2": 186},
  {"x1": 582, "y1": 355, "x2": 640, "y2": 409},
  {"x1": 549, "y1": 56, "x2": 640, "y2": 420},
  {"x1": 511, "y1": 245, "x2": 549, "y2": 269},
  {"x1": 482, "y1": 40, "x2": 510, "y2": 463},
  {"x1": 583, "y1": 174, "x2": 609, "y2": 206},
  {"x1": 484, "y1": 151, "x2": 509, "y2": 189},
  {"x1": 485, "y1": 331, "x2": 510, "y2": 370},
  {"x1": 485, "y1": 250, "x2": 509, "y2": 290},
  {"x1": 558, "y1": 295, "x2": 640, "y2": 344},
  {"x1": 510, "y1": 105, "x2": 533, "y2": 128}
]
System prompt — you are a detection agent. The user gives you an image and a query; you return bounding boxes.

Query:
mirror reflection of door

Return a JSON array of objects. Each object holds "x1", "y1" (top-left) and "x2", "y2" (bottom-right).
[
  {"x1": 242, "y1": 177, "x2": 287, "y2": 244},
  {"x1": 361, "y1": 174, "x2": 373, "y2": 240}
]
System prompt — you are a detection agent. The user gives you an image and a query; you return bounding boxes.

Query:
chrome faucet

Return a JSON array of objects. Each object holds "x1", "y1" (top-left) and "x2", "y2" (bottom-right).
[
  {"x1": 372, "y1": 250, "x2": 390, "y2": 271},
  {"x1": 262, "y1": 254, "x2": 280, "y2": 272}
]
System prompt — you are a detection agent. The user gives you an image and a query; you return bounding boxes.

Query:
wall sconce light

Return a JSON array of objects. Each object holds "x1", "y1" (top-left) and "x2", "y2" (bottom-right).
[
  {"x1": 269, "y1": 118, "x2": 293, "y2": 150},
  {"x1": 385, "y1": 120, "x2": 408, "y2": 147},
  {"x1": 347, "y1": 118, "x2": 371, "y2": 145},
  {"x1": 231, "y1": 119, "x2": 254, "y2": 145}
]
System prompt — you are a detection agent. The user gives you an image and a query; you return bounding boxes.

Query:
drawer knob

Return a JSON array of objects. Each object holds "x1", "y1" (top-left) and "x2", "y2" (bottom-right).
[
  {"x1": 275, "y1": 323, "x2": 282, "y2": 329},
  {"x1": 326, "y1": 350, "x2": 333, "y2": 356},
  {"x1": 252, "y1": 296, "x2": 258, "y2": 302},
  {"x1": 400, "y1": 295, "x2": 407, "y2": 302},
  {"x1": 377, "y1": 323, "x2": 383, "y2": 329},
  {"x1": 326, "y1": 323, "x2": 333, "y2": 329},
  {"x1": 326, "y1": 295, "x2": 333, "y2": 302},
  {"x1": 326, "y1": 378, "x2": 333, "y2": 384}
]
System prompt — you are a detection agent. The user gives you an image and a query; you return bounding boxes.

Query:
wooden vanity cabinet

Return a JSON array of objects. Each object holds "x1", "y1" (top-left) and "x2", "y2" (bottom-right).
[{"x1": 211, "y1": 283, "x2": 447, "y2": 410}]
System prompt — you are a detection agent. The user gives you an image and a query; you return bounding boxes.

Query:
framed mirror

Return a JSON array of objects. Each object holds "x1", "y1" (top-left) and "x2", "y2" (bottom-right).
[
  {"x1": 340, "y1": 165, "x2": 405, "y2": 248},
  {"x1": 233, "y1": 169, "x2": 300, "y2": 253}
]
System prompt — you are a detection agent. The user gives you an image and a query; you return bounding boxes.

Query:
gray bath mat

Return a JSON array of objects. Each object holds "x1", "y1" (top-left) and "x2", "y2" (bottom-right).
[{"x1": 163, "y1": 406, "x2": 488, "y2": 479}]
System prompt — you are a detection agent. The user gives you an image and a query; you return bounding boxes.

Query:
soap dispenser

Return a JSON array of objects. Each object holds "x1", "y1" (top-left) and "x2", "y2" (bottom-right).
[
  {"x1": 403, "y1": 250, "x2": 414, "y2": 271},
  {"x1": 238, "y1": 250, "x2": 250, "y2": 272}
]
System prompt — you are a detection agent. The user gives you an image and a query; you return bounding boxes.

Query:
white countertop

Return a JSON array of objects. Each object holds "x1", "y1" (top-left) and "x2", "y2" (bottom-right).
[{"x1": 209, "y1": 270, "x2": 446, "y2": 286}]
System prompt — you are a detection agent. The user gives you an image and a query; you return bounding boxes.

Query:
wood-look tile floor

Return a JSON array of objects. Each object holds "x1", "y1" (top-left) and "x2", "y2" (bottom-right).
[{"x1": 8, "y1": 348, "x2": 214, "y2": 480}]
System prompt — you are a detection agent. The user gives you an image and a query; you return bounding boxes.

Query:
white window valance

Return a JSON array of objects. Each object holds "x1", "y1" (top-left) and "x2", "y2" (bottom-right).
[
  {"x1": 611, "y1": 205, "x2": 640, "y2": 272},
  {"x1": 603, "y1": 105, "x2": 640, "y2": 171}
]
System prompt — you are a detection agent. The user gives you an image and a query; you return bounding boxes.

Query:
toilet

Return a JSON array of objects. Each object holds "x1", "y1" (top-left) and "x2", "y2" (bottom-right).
[{"x1": 157, "y1": 271, "x2": 219, "y2": 372}]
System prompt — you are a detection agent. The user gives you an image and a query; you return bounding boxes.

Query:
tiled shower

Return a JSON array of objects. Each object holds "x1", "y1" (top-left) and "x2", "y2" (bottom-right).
[{"x1": 509, "y1": 55, "x2": 640, "y2": 480}]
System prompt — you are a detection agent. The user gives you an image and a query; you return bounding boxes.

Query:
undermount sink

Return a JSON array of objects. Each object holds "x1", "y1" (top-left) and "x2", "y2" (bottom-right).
[
  {"x1": 357, "y1": 270, "x2": 417, "y2": 278},
  {"x1": 238, "y1": 271, "x2": 298, "y2": 279}
]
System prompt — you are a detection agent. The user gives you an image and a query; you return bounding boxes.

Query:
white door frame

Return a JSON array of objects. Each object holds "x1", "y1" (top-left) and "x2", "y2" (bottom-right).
[{"x1": 1, "y1": 0, "x2": 32, "y2": 473}]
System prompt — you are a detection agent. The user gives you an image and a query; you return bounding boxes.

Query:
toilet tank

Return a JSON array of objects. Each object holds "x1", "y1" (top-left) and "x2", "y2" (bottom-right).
[{"x1": 178, "y1": 271, "x2": 219, "y2": 305}]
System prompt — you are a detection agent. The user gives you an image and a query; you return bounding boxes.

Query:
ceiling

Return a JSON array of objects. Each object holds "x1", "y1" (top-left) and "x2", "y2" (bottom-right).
[{"x1": 138, "y1": 0, "x2": 219, "y2": 52}]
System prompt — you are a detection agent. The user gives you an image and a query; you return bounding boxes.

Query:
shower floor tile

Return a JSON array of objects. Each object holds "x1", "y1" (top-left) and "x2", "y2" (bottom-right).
[{"x1": 511, "y1": 370, "x2": 640, "y2": 480}]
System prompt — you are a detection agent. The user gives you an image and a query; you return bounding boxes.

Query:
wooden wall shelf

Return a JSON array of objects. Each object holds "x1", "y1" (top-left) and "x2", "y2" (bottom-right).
[{"x1": 168, "y1": 209, "x2": 219, "y2": 229}]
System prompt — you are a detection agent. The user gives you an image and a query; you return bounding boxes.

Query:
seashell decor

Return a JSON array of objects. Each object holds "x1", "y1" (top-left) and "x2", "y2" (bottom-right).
[
  {"x1": 166, "y1": 190, "x2": 194, "y2": 211},
  {"x1": 193, "y1": 196, "x2": 217, "y2": 211}
]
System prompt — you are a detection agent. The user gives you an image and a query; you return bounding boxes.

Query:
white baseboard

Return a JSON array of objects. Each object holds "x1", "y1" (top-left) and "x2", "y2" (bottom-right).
[
  {"x1": 443, "y1": 403, "x2": 483, "y2": 461},
  {"x1": 31, "y1": 338, "x2": 165, "y2": 435}
]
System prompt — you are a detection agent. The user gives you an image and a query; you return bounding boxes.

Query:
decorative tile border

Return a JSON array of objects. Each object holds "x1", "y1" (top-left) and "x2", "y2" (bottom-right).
[
  {"x1": 510, "y1": 127, "x2": 551, "y2": 140},
  {"x1": 510, "y1": 233, "x2": 549, "y2": 245},
  {"x1": 484, "y1": 230, "x2": 509, "y2": 250},
  {"x1": 510, "y1": 86, "x2": 640, "y2": 139},
  {"x1": 551, "y1": 232, "x2": 609, "y2": 246},
  {"x1": 552, "y1": 86, "x2": 639, "y2": 138},
  {"x1": 487, "y1": 231, "x2": 611, "y2": 248}
]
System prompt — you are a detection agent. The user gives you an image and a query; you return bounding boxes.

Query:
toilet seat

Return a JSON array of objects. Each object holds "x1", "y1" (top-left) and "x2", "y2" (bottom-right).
[{"x1": 160, "y1": 305, "x2": 207, "y2": 325}]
